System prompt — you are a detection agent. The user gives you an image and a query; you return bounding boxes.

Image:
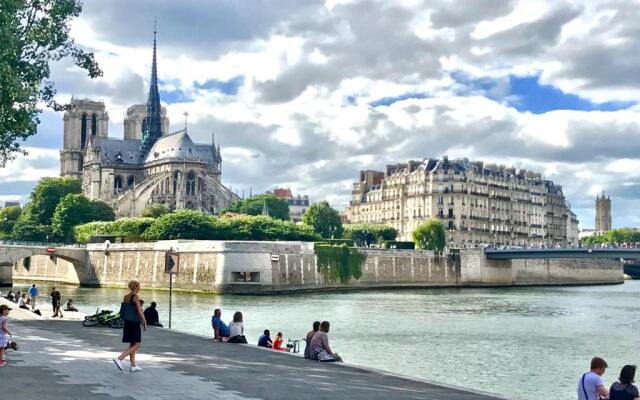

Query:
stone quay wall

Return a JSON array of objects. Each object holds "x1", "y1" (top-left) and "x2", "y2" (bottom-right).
[{"x1": 11, "y1": 241, "x2": 623, "y2": 293}]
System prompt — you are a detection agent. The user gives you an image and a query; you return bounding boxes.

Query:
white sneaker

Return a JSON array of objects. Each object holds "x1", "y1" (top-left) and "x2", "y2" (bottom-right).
[
  {"x1": 112, "y1": 358, "x2": 124, "y2": 371},
  {"x1": 130, "y1": 366, "x2": 142, "y2": 372}
]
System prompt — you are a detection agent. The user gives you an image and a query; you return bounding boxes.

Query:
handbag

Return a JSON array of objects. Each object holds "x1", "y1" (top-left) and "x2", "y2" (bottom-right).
[{"x1": 119, "y1": 294, "x2": 140, "y2": 323}]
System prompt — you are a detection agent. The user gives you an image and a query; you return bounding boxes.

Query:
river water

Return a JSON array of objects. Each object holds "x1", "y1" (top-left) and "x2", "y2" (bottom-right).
[{"x1": 11, "y1": 281, "x2": 640, "y2": 400}]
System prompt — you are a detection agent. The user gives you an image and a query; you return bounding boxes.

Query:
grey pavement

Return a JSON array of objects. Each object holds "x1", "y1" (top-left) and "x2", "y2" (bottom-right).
[{"x1": 2, "y1": 320, "x2": 504, "y2": 400}]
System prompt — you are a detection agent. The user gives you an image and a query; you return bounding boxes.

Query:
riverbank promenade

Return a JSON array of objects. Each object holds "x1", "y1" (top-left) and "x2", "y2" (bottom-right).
[{"x1": 3, "y1": 318, "x2": 504, "y2": 400}]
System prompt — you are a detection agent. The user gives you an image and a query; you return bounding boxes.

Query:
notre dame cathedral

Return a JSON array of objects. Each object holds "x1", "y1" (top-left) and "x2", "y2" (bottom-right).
[{"x1": 59, "y1": 30, "x2": 239, "y2": 217}]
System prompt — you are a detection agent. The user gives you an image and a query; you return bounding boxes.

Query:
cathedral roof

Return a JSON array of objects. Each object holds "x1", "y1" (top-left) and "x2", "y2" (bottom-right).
[
  {"x1": 94, "y1": 137, "x2": 142, "y2": 165},
  {"x1": 144, "y1": 130, "x2": 217, "y2": 164}
]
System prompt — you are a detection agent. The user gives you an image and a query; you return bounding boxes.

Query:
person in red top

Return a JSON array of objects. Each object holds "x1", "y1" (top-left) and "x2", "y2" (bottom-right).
[{"x1": 272, "y1": 332, "x2": 288, "y2": 352}]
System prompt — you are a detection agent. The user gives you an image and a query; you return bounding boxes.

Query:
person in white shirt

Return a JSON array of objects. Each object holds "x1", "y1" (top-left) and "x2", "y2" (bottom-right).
[
  {"x1": 227, "y1": 311, "x2": 247, "y2": 343},
  {"x1": 577, "y1": 356, "x2": 609, "y2": 400},
  {"x1": 17, "y1": 294, "x2": 29, "y2": 310}
]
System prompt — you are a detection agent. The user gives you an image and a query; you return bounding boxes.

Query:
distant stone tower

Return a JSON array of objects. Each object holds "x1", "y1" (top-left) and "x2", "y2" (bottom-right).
[
  {"x1": 595, "y1": 191, "x2": 612, "y2": 232},
  {"x1": 123, "y1": 104, "x2": 169, "y2": 140},
  {"x1": 60, "y1": 98, "x2": 109, "y2": 180}
]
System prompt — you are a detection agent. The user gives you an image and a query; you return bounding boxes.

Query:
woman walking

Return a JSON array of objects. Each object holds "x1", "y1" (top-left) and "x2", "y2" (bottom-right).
[{"x1": 112, "y1": 280, "x2": 147, "y2": 372}]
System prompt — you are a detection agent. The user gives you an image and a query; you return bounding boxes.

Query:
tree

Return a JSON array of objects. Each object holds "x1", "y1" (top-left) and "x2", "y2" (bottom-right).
[
  {"x1": 51, "y1": 194, "x2": 114, "y2": 241},
  {"x1": 225, "y1": 194, "x2": 289, "y2": 221},
  {"x1": 19, "y1": 177, "x2": 81, "y2": 226},
  {"x1": 302, "y1": 201, "x2": 343, "y2": 238},
  {"x1": 343, "y1": 223, "x2": 397, "y2": 246},
  {"x1": 412, "y1": 219, "x2": 446, "y2": 253},
  {"x1": 0, "y1": 205, "x2": 22, "y2": 238},
  {"x1": 0, "y1": 0, "x2": 101, "y2": 165},
  {"x1": 140, "y1": 204, "x2": 169, "y2": 218}
]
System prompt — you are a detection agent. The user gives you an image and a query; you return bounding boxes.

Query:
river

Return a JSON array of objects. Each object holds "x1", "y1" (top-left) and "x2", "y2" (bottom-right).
[{"x1": 11, "y1": 281, "x2": 640, "y2": 399}]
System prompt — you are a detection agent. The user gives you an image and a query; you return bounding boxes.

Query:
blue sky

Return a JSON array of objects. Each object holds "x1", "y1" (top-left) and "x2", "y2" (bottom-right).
[{"x1": 3, "y1": 0, "x2": 640, "y2": 229}]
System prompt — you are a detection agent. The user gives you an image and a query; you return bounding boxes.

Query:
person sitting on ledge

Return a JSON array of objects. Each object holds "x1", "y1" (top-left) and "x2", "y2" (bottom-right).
[
  {"x1": 304, "y1": 321, "x2": 320, "y2": 359},
  {"x1": 13, "y1": 292, "x2": 20, "y2": 304},
  {"x1": 65, "y1": 299, "x2": 78, "y2": 312},
  {"x1": 310, "y1": 321, "x2": 342, "y2": 362},
  {"x1": 272, "y1": 332, "x2": 289, "y2": 352},
  {"x1": 227, "y1": 311, "x2": 247, "y2": 344},
  {"x1": 609, "y1": 364, "x2": 639, "y2": 400},
  {"x1": 17, "y1": 294, "x2": 29, "y2": 310},
  {"x1": 257, "y1": 329, "x2": 272, "y2": 348},
  {"x1": 143, "y1": 302, "x2": 163, "y2": 327},
  {"x1": 4, "y1": 291, "x2": 14, "y2": 302},
  {"x1": 211, "y1": 308, "x2": 230, "y2": 341}
]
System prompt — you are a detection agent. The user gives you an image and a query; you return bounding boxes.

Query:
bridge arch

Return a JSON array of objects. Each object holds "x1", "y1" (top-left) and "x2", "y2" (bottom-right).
[{"x1": 0, "y1": 244, "x2": 89, "y2": 286}]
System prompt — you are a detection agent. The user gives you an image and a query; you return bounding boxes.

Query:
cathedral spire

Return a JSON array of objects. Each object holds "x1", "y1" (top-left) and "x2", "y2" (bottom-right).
[{"x1": 138, "y1": 22, "x2": 163, "y2": 162}]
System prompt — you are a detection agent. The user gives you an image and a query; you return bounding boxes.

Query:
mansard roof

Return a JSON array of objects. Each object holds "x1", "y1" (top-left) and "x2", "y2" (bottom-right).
[{"x1": 144, "y1": 130, "x2": 218, "y2": 164}]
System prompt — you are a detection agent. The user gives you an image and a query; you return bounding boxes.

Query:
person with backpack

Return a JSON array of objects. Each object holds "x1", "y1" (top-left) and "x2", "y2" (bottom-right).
[
  {"x1": 112, "y1": 280, "x2": 147, "y2": 372},
  {"x1": 578, "y1": 357, "x2": 609, "y2": 400},
  {"x1": 50, "y1": 287, "x2": 63, "y2": 318}
]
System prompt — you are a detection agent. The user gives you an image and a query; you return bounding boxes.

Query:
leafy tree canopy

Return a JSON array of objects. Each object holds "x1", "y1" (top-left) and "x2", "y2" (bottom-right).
[
  {"x1": 302, "y1": 201, "x2": 343, "y2": 238},
  {"x1": 20, "y1": 177, "x2": 81, "y2": 225},
  {"x1": 0, "y1": 205, "x2": 22, "y2": 238},
  {"x1": 225, "y1": 194, "x2": 289, "y2": 221},
  {"x1": 0, "y1": 0, "x2": 101, "y2": 165},
  {"x1": 582, "y1": 228, "x2": 640, "y2": 246},
  {"x1": 140, "y1": 204, "x2": 170, "y2": 218},
  {"x1": 51, "y1": 194, "x2": 114, "y2": 241},
  {"x1": 143, "y1": 209, "x2": 217, "y2": 241},
  {"x1": 412, "y1": 219, "x2": 446, "y2": 252},
  {"x1": 74, "y1": 217, "x2": 155, "y2": 243}
]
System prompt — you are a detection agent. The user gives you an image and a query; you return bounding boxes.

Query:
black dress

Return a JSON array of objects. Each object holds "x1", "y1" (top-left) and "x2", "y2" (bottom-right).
[{"x1": 122, "y1": 294, "x2": 141, "y2": 345}]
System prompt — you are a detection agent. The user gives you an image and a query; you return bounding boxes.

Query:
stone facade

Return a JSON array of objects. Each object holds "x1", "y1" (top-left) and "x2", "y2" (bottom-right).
[
  {"x1": 567, "y1": 209, "x2": 580, "y2": 246},
  {"x1": 59, "y1": 33, "x2": 238, "y2": 217},
  {"x1": 345, "y1": 157, "x2": 576, "y2": 248},
  {"x1": 9, "y1": 241, "x2": 623, "y2": 292},
  {"x1": 595, "y1": 191, "x2": 612, "y2": 232},
  {"x1": 272, "y1": 188, "x2": 310, "y2": 223}
]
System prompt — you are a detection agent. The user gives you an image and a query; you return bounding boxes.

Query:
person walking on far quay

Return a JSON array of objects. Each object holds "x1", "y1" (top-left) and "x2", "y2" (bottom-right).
[
  {"x1": 113, "y1": 280, "x2": 147, "y2": 372},
  {"x1": 28, "y1": 284, "x2": 38, "y2": 311},
  {"x1": 50, "y1": 287, "x2": 63, "y2": 318},
  {"x1": 578, "y1": 357, "x2": 609, "y2": 400},
  {"x1": 610, "y1": 364, "x2": 639, "y2": 400}
]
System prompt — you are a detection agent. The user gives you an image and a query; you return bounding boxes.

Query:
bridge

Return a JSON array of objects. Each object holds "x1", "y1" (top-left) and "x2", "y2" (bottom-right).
[
  {"x1": 0, "y1": 241, "x2": 89, "y2": 286},
  {"x1": 484, "y1": 248, "x2": 640, "y2": 260}
]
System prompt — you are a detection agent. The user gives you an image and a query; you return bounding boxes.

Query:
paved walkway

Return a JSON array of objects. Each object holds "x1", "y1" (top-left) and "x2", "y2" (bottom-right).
[{"x1": 2, "y1": 320, "x2": 504, "y2": 400}]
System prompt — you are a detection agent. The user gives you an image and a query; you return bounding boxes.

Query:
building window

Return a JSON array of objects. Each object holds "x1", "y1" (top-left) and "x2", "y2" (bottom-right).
[
  {"x1": 80, "y1": 113, "x2": 88, "y2": 149},
  {"x1": 91, "y1": 113, "x2": 97, "y2": 137},
  {"x1": 231, "y1": 272, "x2": 261, "y2": 283},
  {"x1": 127, "y1": 176, "x2": 135, "y2": 187},
  {"x1": 114, "y1": 175, "x2": 123, "y2": 192},
  {"x1": 186, "y1": 170, "x2": 196, "y2": 195}
]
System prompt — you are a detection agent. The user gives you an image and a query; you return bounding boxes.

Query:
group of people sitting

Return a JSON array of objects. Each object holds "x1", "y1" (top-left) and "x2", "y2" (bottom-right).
[
  {"x1": 578, "y1": 357, "x2": 639, "y2": 400},
  {"x1": 210, "y1": 309, "x2": 341, "y2": 362}
]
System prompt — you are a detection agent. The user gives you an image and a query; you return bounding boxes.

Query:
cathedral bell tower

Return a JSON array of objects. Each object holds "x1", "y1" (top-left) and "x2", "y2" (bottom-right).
[{"x1": 60, "y1": 98, "x2": 109, "y2": 180}]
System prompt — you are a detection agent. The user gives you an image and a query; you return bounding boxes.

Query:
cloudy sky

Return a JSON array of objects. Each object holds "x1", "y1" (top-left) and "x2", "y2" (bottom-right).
[{"x1": 3, "y1": 0, "x2": 640, "y2": 228}]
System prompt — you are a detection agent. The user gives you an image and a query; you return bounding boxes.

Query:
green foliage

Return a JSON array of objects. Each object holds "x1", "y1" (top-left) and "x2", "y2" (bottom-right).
[
  {"x1": 73, "y1": 217, "x2": 155, "y2": 244},
  {"x1": 20, "y1": 177, "x2": 81, "y2": 226},
  {"x1": 143, "y1": 210, "x2": 217, "y2": 240},
  {"x1": 323, "y1": 239, "x2": 355, "y2": 247},
  {"x1": 343, "y1": 224, "x2": 397, "y2": 246},
  {"x1": 0, "y1": 0, "x2": 101, "y2": 165},
  {"x1": 314, "y1": 244, "x2": 365, "y2": 284},
  {"x1": 51, "y1": 194, "x2": 115, "y2": 241},
  {"x1": 216, "y1": 215, "x2": 320, "y2": 241},
  {"x1": 302, "y1": 201, "x2": 343, "y2": 238},
  {"x1": 0, "y1": 205, "x2": 22, "y2": 238},
  {"x1": 140, "y1": 204, "x2": 170, "y2": 218},
  {"x1": 412, "y1": 219, "x2": 446, "y2": 252},
  {"x1": 581, "y1": 228, "x2": 640, "y2": 246},
  {"x1": 10, "y1": 220, "x2": 52, "y2": 242},
  {"x1": 141, "y1": 210, "x2": 320, "y2": 242},
  {"x1": 225, "y1": 194, "x2": 290, "y2": 221},
  {"x1": 382, "y1": 241, "x2": 415, "y2": 250}
]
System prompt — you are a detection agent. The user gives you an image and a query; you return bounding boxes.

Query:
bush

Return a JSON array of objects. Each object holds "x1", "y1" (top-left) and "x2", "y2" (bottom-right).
[
  {"x1": 224, "y1": 194, "x2": 290, "y2": 221},
  {"x1": 343, "y1": 224, "x2": 397, "y2": 246},
  {"x1": 323, "y1": 239, "x2": 355, "y2": 247},
  {"x1": 140, "y1": 204, "x2": 169, "y2": 218},
  {"x1": 217, "y1": 215, "x2": 320, "y2": 241},
  {"x1": 74, "y1": 217, "x2": 156, "y2": 244},
  {"x1": 143, "y1": 210, "x2": 217, "y2": 240}
]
